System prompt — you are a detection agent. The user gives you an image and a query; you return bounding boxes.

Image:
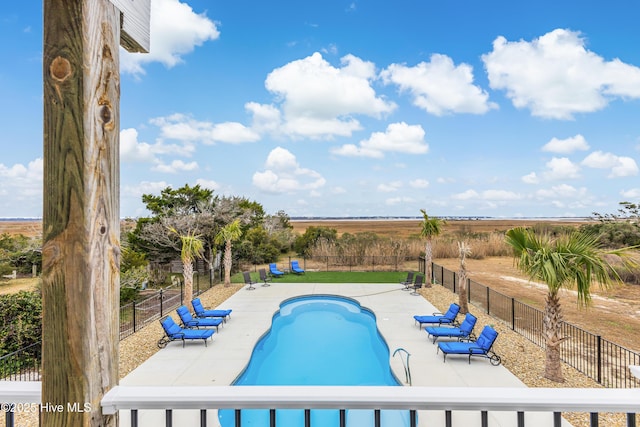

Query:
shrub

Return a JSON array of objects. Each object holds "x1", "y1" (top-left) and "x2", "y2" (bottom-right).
[{"x1": 0, "y1": 290, "x2": 42, "y2": 355}]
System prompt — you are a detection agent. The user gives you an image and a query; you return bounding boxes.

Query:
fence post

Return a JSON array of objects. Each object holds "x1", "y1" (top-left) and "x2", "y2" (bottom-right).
[
  {"x1": 511, "y1": 298, "x2": 515, "y2": 330},
  {"x1": 160, "y1": 289, "x2": 164, "y2": 317},
  {"x1": 486, "y1": 287, "x2": 490, "y2": 314},
  {"x1": 597, "y1": 335, "x2": 602, "y2": 384},
  {"x1": 180, "y1": 281, "x2": 184, "y2": 306},
  {"x1": 453, "y1": 272, "x2": 456, "y2": 294},
  {"x1": 132, "y1": 301, "x2": 137, "y2": 333},
  {"x1": 467, "y1": 279, "x2": 471, "y2": 303}
]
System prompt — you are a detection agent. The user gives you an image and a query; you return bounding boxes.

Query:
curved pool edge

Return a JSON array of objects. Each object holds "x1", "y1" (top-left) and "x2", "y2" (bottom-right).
[{"x1": 229, "y1": 293, "x2": 405, "y2": 387}]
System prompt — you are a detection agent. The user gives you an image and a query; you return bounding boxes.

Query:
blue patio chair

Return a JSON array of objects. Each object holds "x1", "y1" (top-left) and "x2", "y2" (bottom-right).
[
  {"x1": 157, "y1": 315, "x2": 214, "y2": 348},
  {"x1": 425, "y1": 312, "x2": 477, "y2": 343},
  {"x1": 413, "y1": 303, "x2": 460, "y2": 328},
  {"x1": 268, "y1": 263, "x2": 284, "y2": 277},
  {"x1": 176, "y1": 305, "x2": 223, "y2": 332},
  {"x1": 437, "y1": 325, "x2": 501, "y2": 365},
  {"x1": 290, "y1": 260, "x2": 305, "y2": 274},
  {"x1": 191, "y1": 298, "x2": 232, "y2": 322}
]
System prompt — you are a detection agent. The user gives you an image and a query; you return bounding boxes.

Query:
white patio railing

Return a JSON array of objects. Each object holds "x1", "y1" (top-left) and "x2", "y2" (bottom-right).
[{"x1": 2, "y1": 381, "x2": 639, "y2": 427}]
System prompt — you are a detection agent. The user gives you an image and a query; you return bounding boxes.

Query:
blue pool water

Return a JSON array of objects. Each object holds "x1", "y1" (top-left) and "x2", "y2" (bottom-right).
[{"x1": 218, "y1": 295, "x2": 409, "y2": 427}]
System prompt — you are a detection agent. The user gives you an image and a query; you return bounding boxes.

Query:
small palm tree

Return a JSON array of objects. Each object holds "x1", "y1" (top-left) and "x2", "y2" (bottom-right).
[
  {"x1": 457, "y1": 241, "x2": 471, "y2": 314},
  {"x1": 215, "y1": 219, "x2": 243, "y2": 287},
  {"x1": 170, "y1": 228, "x2": 204, "y2": 305},
  {"x1": 505, "y1": 227, "x2": 635, "y2": 382},
  {"x1": 419, "y1": 209, "x2": 446, "y2": 286}
]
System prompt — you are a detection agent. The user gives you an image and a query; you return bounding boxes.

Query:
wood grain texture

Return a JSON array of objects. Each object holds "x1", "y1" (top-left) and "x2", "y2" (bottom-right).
[{"x1": 42, "y1": 0, "x2": 121, "y2": 425}]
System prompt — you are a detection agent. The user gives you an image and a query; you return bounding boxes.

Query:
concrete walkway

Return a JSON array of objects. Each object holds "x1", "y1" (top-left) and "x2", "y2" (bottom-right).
[{"x1": 120, "y1": 282, "x2": 572, "y2": 426}]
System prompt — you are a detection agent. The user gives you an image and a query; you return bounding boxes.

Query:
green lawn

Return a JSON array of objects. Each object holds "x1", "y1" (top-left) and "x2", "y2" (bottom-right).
[{"x1": 233, "y1": 270, "x2": 413, "y2": 284}]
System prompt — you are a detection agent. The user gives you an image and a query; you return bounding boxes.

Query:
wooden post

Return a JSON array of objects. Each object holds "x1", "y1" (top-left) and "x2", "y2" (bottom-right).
[{"x1": 42, "y1": 0, "x2": 148, "y2": 425}]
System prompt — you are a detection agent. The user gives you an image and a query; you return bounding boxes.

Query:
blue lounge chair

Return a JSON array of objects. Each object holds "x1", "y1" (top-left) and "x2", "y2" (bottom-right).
[
  {"x1": 290, "y1": 260, "x2": 305, "y2": 274},
  {"x1": 191, "y1": 298, "x2": 232, "y2": 322},
  {"x1": 437, "y1": 325, "x2": 501, "y2": 365},
  {"x1": 243, "y1": 271, "x2": 257, "y2": 290},
  {"x1": 176, "y1": 305, "x2": 223, "y2": 331},
  {"x1": 400, "y1": 271, "x2": 414, "y2": 291},
  {"x1": 268, "y1": 263, "x2": 284, "y2": 277},
  {"x1": 157, "y1": 315, "x2": 214, "y2": 348},
  {"x1": 413, "y1": 303, "x2": 460, "y2": 328},
  {"x1": 425, "y1": 312, "x2": 477, "y2": 343}
]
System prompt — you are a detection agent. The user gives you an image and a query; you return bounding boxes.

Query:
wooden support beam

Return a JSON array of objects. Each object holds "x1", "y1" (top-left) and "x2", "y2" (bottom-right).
[
  {"x1": 111, "y1": 0, "x2": 151, "y2": 53},
  {"x1": 42, "y1": 0, "x2": 122, "y2": 425}
]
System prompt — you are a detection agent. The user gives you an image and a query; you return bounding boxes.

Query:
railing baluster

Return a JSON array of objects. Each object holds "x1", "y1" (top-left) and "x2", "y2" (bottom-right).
[
  {"x1": 627, "y1": 413, "x2": 636, "y2": 427},
  {"x1": 339, "y1": 409, "x2": 346, "y2": 427},
  {"x1": 517, "y1": 411, "x2": 524, "y2": 427},
  {"x1": 200, "y1": 409, "x2": 207, "y2": 427},
  {"x1": 235, "y1": 409, "x2": 241, "y2": 427},
  {"x1": 270, "y1": 408, "x2": 276, "y2": 427},
  {"x1": 165, "y1": 408, "x2": 172, "y2": 427},
  {"x1": 409, "y1": 409, "x2": 417, "y2": 427},
  {"x1": 6, "y1": 408, "x2": 15, "y2": 427},
  {"x1": 481, "y1": 410, "x2": 488, "y2": 427},
  {"x1": 131, "y1": 409, "x2": 138, "y2": 427},
  {"x1": 445, "y1": 410, "x2": 452, "y2": 427},
  {"x1": 374, "y1": 409, "x2": 380, "y2": 427},
  {"x1": 590, "y1": 412, "x2": 599, "y2": 427},
  {"x1": 304, "y1": 409, "x2": 311, "y2": 427},
  {"x1": 553, "y1": 412, "x2": 562, "y2": 427}
]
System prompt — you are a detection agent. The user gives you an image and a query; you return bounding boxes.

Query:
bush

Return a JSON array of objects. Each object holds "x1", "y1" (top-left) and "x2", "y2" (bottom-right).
[{"x1": 0, "y1": 290, "x2": 42, "y2": 355}]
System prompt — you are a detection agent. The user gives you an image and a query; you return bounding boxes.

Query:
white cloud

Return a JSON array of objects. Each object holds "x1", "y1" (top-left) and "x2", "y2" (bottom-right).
[
  {"x1": 252, "y1": 147, "x2": 326, "y2": 193},
  {"x1": 451, "y1": 189, "x2": 479, "y2": 200},
  {"x1": 481, "y1": 190, "x2": 522, "y2": 200},
  {"x1": 150, "y1": 114, "x2": 259, "y2": 145},
  {"x1": 0, "y1": 159, "x2": 43, "y2": 216},
  {"x1": 195, "y1": 178, "x2": 220, "y2": 191},
  {"x1": 543, "y1": 157, "x2": 581, "y2": 180},
  {"x1": 263, "y1": 52, "x2": 396, "y2": 138},
  {"x1": 521, "y1": 172, "x2": 539, "y2": 184},
  {"x1": 152, "y1": 159, "x2": 199, "y2": 173},
  {"x1": 121, "y1": 0, "x2": 220, "y2": 76},
  {"x1": 542, "y1": 134, "x2": 590, "y2": 153},
  {"x1": 377, "y1": 181, "x2": 403, "y2": 192},
  {"x1": 409, "y1": 179, "x2": 429, "y2": 189},
  {"x1": 385, "y1": 196, "x2": 415, "y2": 205},
  {"x1": 483, "y1": 29, "x2": 640, "y2": 119},
  {"x1": 381, "y1": 54, "x2": 497, "y2": 116},
  {"x1": 582, "y1": 151, "x2": 639, "y2": 177},
  {"x1": 621, "y1": 188, "x2": 640, "y2": 198},
  {"x1": 122, "y1": 180, "x2": 169, "y2": 199},
  {"x1": 332, "y1": 122, "x2": 428, "y2": 158},
  {"x1": 535, "y1": 184, "x2": 588, "y2": 200}
]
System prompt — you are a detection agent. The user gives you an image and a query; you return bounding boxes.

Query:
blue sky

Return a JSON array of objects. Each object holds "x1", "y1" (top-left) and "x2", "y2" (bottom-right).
[{"x1": 2, "y1": 1, "x2": 640, "y2": 219}]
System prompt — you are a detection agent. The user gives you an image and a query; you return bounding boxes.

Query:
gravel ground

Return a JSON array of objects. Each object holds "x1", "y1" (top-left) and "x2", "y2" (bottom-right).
[{"x1": 4, "y1": 282, "x2": 634, "y2": 427}]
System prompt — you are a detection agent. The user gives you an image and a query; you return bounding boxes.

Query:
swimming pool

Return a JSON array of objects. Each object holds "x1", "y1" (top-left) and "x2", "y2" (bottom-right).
[{"x1": 218, "y1": 295, "x2": 410, "y2": 426}]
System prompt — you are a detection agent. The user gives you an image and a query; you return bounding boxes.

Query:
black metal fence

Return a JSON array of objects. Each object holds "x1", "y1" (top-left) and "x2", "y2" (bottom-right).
[
  {"x1": 0, "y1": 342, "x2": 41, "y2": 381},
  {"x1": 431, "y1": 261, "x2": 640, "y2": 388},
  {"x1": 267, "y1": 255, "x2": 418, "y2": 272},
  {"x1": 3, "y1": 273, "x2": 221, "y2": 381}
]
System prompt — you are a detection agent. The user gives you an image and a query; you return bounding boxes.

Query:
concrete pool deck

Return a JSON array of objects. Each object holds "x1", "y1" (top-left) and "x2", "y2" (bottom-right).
[{"x1": 120, "y1": 282, "x2": 572, "y2": 426}]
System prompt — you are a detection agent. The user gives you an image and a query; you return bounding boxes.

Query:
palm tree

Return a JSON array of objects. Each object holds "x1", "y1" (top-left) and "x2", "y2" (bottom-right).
[
  {"x1": 505, "y1": 227, "x2": 635, "y2": 382},
  {"x1": 457, "y1": 241, "x2": 471, "y2": 314},
  {"x1": 215, "y1": 219, "x2": 243, "y2": 287},
  {"x1": 419, "y1": 209, "x2": 446, "y2": 286},
  {"x1": 170, "y1": 227, "x2": 204, "y2": 305}
]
